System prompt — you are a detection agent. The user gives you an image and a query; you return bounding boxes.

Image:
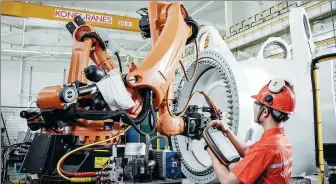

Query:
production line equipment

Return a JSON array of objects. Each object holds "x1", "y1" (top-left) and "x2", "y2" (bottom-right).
[{"x1": 10, "y1": 1, "x2": 251, "y2": 184}]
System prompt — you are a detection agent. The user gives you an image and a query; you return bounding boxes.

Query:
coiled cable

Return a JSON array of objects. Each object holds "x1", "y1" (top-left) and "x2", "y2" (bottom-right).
[{"x1": 57, "y1": 126, "x2": 131, "y2": 182}]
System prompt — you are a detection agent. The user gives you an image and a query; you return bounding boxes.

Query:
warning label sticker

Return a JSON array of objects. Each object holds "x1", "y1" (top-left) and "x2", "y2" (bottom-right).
[
  {"x1": 94, "y1": 157, "x2": 110, "y2": 168},
  {"x1": 54, "y1": 9, "x2": 112, "y2": 24}
]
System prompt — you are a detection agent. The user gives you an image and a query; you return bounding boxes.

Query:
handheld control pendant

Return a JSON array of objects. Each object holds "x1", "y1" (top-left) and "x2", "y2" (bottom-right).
[{"x1": 203, "y1": 125, "x2": 240, "y2": 165}]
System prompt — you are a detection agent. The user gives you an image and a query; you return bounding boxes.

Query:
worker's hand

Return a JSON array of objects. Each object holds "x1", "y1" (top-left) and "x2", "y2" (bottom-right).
[
  {"x1": 206, "y1": 147, "x2": 215, "y2": 157},
  {"x1": 205, "y1": 145, "x2": 230, "y2": 167},
  {"x1": 209, "y1": 120, "x2": 229, "y2": 133}
]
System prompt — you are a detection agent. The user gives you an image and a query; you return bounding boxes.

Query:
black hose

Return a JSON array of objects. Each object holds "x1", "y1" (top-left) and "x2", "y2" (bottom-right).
[
  {"x1": 147, "y1": 96, "x2": 157, "y2": 131},
  {"x1": 310, "y1": 53, "x2": 336, "y2": 170},
  {"x1": 80, "y1": 32, "x2": 106, "y2": 51},
  {"x1": 67, "y1": 89, "x2": 158, "y2": 136},
  {"x1": 148, "y1": 110, "x2": 154, "y2": 130},
  {"x1": 185, "y1": 17, "x2": 199, "y2": 45},
  {"x1": 311, "y1": 59, "x2": 319, "y2": 168},
  {"x1": 69, "y1": 89, "x2": 156, "y2": 137},
  {"x1": 77, "y1": 85, "x2": 98, "y2": 96},
  {"x1": 121, "y1": 89, "x2": 152, "y2": 125},
  {"x1": 69, "y1": 89, "x2": 150, "y2": 122},
  {"x1": 126, "y1": 91, "x2": 157, "y2": 136},
  {"x1": 70, "y1": 107, "x2": 123, "y2": 120},
  {"x1": 115, "y1": 52, "x2": 123, "y2": 74}
]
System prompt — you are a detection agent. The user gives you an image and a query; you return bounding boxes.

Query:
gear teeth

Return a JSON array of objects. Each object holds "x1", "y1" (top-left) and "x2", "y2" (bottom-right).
[{"x1": 173, "y1": 55, "x2": 240, "y2": 178}]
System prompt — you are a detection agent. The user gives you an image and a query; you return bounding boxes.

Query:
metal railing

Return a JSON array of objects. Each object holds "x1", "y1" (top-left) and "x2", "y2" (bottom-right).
[
  {"x1": 228, "y1": 1, "x2": 312, "y2": 37},
  {"x1": 265, "y1": 29, "x2": 336, "y2": 59}
]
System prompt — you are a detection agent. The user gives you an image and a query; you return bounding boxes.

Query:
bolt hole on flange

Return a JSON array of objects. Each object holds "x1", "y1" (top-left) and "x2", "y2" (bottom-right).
[{"x1": 172, "y1": 50, "x2": 240, "y2": 183}]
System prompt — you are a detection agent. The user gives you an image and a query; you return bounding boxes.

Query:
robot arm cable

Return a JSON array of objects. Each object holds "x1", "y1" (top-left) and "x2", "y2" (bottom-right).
[
  {"x1": 170, "y1": 40, "x2": 221, "y2": 119},
  {"x1": 56, "y1": 126, "x2": 131, "y2": 182},
  {"x1": 166, "y1": 86, "x2": 220, "y2": 119},
  {"x1": 70, "y1": 89, "x2": 152, "y2": 125},
  {"x1": 128, "y1": 90, "x2": 158, "y2": 136},
  {"x1": 115, "y1": 52, "x2": 123, "y2": 74},
  {"x1": 179, "y1": 40, "x2": 199, "y2": 82}
]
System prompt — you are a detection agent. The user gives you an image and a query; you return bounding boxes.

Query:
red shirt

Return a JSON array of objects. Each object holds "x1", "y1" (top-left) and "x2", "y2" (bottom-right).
[{"x1": 231, "y1": 128, "x2": 292, "y2": 184}]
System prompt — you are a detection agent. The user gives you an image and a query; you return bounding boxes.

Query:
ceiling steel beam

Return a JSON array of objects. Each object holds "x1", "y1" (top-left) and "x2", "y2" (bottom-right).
[
  {"x1": 2, "y1": 30, "x2": 145, "y2": 42},
  {"x1": 1, "y1": 48, "x2": 148, "y2": 58},
  {"x1": 1, "y1": 1, "x2": 141, "y2": 32}
]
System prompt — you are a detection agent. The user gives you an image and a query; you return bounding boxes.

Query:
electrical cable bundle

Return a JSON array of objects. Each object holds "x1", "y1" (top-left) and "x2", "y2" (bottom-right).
[
  {"x1": 1, "y1": 143, "x2": 30, "y2": 183},
  {"x1": 57, "y1": 126, "x2": 131, "y2": 183}
]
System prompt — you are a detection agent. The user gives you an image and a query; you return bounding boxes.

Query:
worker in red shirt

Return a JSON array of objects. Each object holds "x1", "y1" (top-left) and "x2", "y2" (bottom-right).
[{"x1": 206, "y1": 78, "x2": 296, "y2": 184}]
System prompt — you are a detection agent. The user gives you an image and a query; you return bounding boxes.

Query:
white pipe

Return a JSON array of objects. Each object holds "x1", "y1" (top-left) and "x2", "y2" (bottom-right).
[
  {"x1": 136, "y1": 41, "x2": 151, "y2": 52},
  {"x1": 3, "y1": 49, "x2": 72, "y2": 55},
  {"x1": 2, "y1": 49, "x2": 147, "y2": 58},
  {"x1": 121, "y1": 55, "x2": 131, "y2": 63},
  {"x1": 8, "y1": 58, "x2": 70, "y2": 62},
  {"x1": 17, "y1": 19, "x2": 26, "y2": 96},
  {"x1": 190, "y1": 1, "x2": 214, "y2": 16},
  {"x1": 28, "y1": 100, "x2": 37, "y2": 107},
  {"x1": 6, "y1": 55, "x2": 145, "y2": 63},
  {"x1": 224, "y1": 1, "x2": 232, "y2": 36},
  {"x1": 1, "y1": 32, "x2": 20, "y2": 37},
  {"x1": 18, "y1": 94, "x2": 37, "y2": 97},
  {"x1": 134, "y1": 54, "x2": 139, "y2": 64},
  {"x1": 3, "y1": 28, "x2": 145, "y2": 42},
  {"x1": 24, "y1": 54, "x2": 55, "y2": 59}
]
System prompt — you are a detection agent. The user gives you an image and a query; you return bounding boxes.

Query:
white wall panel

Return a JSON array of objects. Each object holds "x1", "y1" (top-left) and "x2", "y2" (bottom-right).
[
  {"x1": 1, "y1": 61, "x2": 21, "y2": 106},
  {"x1": 1, "y1": 107, "x2": 31, "y2": 147},
  {"x1": 30, "y1": 70, "x2": 63, "y2": 95},
  {"x1": 319, "y1": 60, "x2": 336, "y2": 143}
]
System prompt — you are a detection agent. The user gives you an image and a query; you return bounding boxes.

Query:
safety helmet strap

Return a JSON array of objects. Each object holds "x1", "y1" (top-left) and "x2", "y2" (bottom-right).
[
  {"x1": 256, "y1": 104, "x2": 266, "y2": 124},
  {"x1": 270, "y1": 108, "x2": 289, "y2": 122},
  {"x1": 256, "y1": 101, "x2": 289, "y2": 123}
]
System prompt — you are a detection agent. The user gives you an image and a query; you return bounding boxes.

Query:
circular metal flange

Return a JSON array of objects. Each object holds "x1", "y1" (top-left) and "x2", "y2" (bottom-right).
[
  {"x1": 257, "y1": 37, "x2": 291, "y2": 60},
  {"x1": 171, "y1": 50, "x2": 240, "y2": 183},
  {"x1": 262, "y1": 41, "x2": 288, "y2": 59}
]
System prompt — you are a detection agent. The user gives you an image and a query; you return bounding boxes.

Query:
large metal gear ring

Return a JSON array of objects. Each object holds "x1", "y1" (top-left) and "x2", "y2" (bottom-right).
[{"x1": 171, "y1": 26, "x2": 252, "y2": 183}]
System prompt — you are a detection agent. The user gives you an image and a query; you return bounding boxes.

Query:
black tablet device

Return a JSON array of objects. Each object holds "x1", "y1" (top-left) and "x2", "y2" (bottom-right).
[{"x1": 203, "y1": 126, "x2": 240, "y2": 165}]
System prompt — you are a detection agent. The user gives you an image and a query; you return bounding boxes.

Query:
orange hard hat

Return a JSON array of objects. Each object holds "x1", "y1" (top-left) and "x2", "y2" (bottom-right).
[{"x1": 251, "y1": 79, "x2": 296, "y2": 114}]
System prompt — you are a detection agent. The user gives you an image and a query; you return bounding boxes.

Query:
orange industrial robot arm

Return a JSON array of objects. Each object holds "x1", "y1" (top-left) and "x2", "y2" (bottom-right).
[
  {"x1": 126, "y1": 2, "x2": 198, "y2": 135},
  {"x1": 20, "y1": 1, "x2": 220, "y2": 143}
]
